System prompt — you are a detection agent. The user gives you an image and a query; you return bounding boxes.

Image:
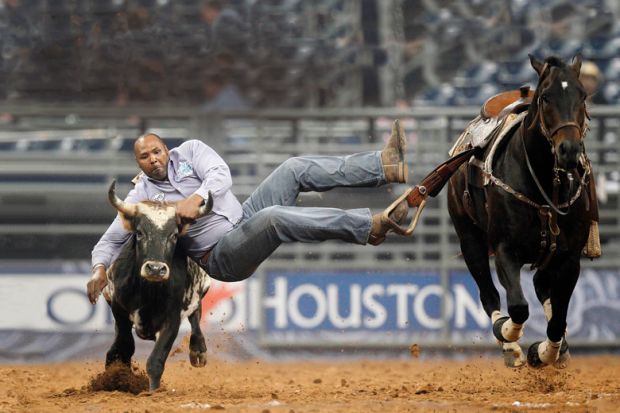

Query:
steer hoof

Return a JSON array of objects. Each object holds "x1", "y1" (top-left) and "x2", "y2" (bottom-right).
[
  {"x1": 190, "y1": 350, "x2": 207, "y2": 367},
  {"x1": 149, "y1": 380, "x2": 161, "y2": 392},
  {"x1": 502, "y1": 342, "x2": 526, "y2": 368}
]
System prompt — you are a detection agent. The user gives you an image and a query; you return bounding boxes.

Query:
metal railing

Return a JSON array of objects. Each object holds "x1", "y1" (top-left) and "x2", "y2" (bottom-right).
[{"x1": 0, "y1": 103, "x2": 618, "y2": 271}]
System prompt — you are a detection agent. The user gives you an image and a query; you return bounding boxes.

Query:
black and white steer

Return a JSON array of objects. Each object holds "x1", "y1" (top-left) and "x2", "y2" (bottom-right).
[{"x1": 102, "y1": 180, "x2": 212, "y2": 391}]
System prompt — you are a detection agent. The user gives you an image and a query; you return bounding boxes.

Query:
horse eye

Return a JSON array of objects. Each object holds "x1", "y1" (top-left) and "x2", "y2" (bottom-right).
[
  {"x1": 541, "y1": 94, "x2": 550, "y2": 103},
  {"x1": 136, "y1": 231, "x2": 144, "y2": 240}
]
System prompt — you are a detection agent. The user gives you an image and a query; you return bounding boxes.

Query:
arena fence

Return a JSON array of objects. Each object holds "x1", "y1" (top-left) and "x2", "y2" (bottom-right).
[{"x1": 0, "y1": 104, "x2": 618, "y2": 356}]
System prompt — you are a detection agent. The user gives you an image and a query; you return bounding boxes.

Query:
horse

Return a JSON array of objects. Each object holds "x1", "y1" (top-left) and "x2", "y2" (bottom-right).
[{"x1": 447, "y1": 55, "x2": 595, "y2": 368}]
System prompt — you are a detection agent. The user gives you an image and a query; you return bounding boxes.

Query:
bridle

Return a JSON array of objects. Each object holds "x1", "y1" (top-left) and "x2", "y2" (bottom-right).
[
  {"x1": 489, "y1": 61, "x2": 590, "y2": 269},
  {"x1": 523, "y1": 62, "x2": 588, "y2": 216}
]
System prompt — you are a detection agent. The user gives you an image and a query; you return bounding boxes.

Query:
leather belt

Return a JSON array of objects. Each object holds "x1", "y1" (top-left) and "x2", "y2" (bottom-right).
[{"x1": 199, "y1": 250, "x2": 211, "y2": 267}]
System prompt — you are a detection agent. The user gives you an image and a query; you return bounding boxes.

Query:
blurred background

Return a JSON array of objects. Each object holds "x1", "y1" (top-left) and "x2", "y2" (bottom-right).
[{"x1": 0, "y1": 0, "x2": 618, "y2": 362}]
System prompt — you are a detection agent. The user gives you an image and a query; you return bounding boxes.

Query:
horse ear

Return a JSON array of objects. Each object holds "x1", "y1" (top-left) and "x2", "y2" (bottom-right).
[
  {"x1": 529, "y1": 54, "x2": 544, "y2": 76},
  {"x1": 571, "y1": 54, "x2": 583, "y2": 75}
]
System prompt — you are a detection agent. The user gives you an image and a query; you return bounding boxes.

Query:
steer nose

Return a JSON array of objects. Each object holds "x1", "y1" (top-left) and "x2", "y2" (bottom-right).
[
  {"x1": 146, "y1": 262, "x2": 165, "y2": 275},
  {"x1": 141, "y1": 261, "x2": 170, "y2": 280}
]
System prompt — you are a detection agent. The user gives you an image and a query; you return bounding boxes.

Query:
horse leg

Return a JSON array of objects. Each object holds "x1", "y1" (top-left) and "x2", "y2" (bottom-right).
[
  {"x1": 454, "y1": 220, "x2": 525, "y2": 365},
  {"x1": 493, "y1": 245, "x2": 529, "y2": 367},
  {"x1": 528, "y1": 254, "x2": 579, "y2": 368},
  {"x1": 532, "y1": 268, "x2": 570, "y2": 368},
  {"x1": 105, "y1": 303, "x2": 135, "y2": 368},
  {"x1": 188, "y1": 301, "x2": 207, "y2": 367}
]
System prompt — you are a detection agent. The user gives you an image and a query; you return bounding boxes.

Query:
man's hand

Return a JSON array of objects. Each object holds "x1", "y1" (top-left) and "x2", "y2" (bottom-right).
[
  {"x1": 87, "y1": 266, "x2": 108, "y2": 304},
  {"x1": 176, "y1": 194, "x2": 205, "y2": 223}
]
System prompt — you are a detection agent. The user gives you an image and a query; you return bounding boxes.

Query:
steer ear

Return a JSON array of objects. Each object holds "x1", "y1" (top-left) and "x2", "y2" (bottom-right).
[{"x1": 108, "y1": 180, "x2": 138, "y2": 230}]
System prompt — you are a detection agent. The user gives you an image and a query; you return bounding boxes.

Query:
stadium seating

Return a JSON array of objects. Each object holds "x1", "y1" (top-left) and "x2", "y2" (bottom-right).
[{"x1": 0, "y1": 1, "x2": 618, "y2": 107}]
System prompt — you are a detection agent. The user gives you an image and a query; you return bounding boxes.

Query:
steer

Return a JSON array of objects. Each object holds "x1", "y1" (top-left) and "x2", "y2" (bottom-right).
[{"x1": 102, "y1": 180, "x2": 213, "y2": 390}]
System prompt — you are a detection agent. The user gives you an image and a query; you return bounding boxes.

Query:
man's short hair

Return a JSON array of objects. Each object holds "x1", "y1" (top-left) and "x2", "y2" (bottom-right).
[
  {"x1": 581, "y1": 61, "x2": 602, "y2": 81},
  {"x1": 204, "y1": 0, "x2": 223, "y2": 11}
]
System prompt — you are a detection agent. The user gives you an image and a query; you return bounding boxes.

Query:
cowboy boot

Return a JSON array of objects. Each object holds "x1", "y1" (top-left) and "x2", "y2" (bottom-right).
[
  {"x1": 382, "y1": 119, "x2": 409, "y2": 183},
  {"x1": 368, "y1": 199, "x2": 409, "y2": 245}
]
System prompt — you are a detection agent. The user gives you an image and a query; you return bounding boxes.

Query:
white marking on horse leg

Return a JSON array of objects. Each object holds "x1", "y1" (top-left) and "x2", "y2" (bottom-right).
[
  {"x1": 538, "y1": 338, "x2": 562, "y2": 365},
  {"x1": 502, "y1": 342, "x2": 526, "y2": 367},
  {"x1": 543, "y1": 298, "x2": 552, "y2": 321},
  {"x1": 491, "y1": 310, "x2": 503, "y2": 324},
  {"x1": 501, "y1": 319, "x2": 524, "y2": 342}
]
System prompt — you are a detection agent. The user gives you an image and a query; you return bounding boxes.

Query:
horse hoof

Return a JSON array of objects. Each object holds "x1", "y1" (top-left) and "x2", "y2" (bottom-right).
[
  {"x1": 527, "y1": 341, "x2": 547, "y2": 368},
  {"x1": 190, "y1": 350, "x2": 207, "y2": 367},
  {"x1": 502, "y1": 342, "x2": 526, "y2": 368},
  {"x1": 554, "y1": 340, "x2": 570, "y2": 369},
  {"x1": 492, "y1": 316, "x2": 511, "y2": 342}
]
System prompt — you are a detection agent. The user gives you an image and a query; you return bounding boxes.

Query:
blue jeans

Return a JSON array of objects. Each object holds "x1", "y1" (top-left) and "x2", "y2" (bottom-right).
[{"x1": 203, "y1": 151, "x2": 386, "y2": 282}]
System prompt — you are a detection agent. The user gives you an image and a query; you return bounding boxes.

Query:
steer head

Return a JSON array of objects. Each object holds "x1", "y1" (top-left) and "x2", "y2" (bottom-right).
[{"x1": 108, "y1": 180, "x2": 213, "y2": 282}]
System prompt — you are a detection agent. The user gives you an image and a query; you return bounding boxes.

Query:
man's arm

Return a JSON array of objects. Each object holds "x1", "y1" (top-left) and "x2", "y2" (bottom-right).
[
  {"x1": 190, "y1": 139, "x2": 233, "y2": 199},
  {"x1": 87, "y1": 185, "x2": 142, "y2": 304},
  {"x1": 176, "y1": 140, "x2": 233, "y2": 221}
]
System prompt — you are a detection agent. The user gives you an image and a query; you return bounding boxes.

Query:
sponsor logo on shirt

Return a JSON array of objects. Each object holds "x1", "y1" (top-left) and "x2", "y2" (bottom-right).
[
  {"x1": 153, "y1": 192, "x2": 165, "y2": 202},
  {"x1": 178, "y1": 161, "x2": 194, "y2": 178}
]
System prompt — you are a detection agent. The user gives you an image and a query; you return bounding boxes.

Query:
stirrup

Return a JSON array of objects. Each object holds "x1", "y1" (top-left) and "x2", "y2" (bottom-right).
[{"x1": 380, "y1": 187, "x2": 427, "y2": 236}]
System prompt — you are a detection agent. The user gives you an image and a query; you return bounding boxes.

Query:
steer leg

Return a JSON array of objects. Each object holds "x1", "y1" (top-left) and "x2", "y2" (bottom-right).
[
  {"x1": 106, "y1": 302, "x2": 135, "y2": 367},
  {"x1": 146, "y1": 316, "x2": 181, "y2": 391},
  {"x1": 188, "y1": 302, "x2": 207, "y2": 367}
]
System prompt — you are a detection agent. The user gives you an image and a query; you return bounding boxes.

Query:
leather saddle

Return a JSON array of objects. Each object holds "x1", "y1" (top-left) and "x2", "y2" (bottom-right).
[{"x1": 449, "y1": 86, "x2": 534, "y2": 157}]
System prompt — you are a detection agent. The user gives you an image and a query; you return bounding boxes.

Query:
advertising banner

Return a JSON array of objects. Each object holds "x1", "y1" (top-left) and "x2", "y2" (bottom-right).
[{"x1": 0, "y1": 262, "x2": 618, "y2": 362}]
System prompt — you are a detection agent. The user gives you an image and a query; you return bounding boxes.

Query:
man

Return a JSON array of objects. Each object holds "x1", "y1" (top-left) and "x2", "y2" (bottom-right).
[
  {"x1": 87, "y1": 123, "x2": 410, "y2": 303},
  {"x1": 579, "y1": 60, "x2": 607, "y2": 105}
]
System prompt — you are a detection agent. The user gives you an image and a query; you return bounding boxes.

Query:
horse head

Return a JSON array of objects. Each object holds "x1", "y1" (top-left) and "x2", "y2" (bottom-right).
[{"x1": 528, "y1": 55, "x2": 588, "y2": 171}]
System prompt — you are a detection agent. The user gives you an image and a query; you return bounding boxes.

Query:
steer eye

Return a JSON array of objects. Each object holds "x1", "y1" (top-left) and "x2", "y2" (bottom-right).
[
  {"x1": 169, "y1": 233, "x2": 178, "y2": 241},
  {"x1": 136, "y1": 230, "x2": 144, "y2": 240}
]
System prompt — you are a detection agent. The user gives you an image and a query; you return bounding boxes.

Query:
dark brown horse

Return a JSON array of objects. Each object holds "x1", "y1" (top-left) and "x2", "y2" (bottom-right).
[{"x1": 448, "y1": 55, "x2": 593, "y2": 368}]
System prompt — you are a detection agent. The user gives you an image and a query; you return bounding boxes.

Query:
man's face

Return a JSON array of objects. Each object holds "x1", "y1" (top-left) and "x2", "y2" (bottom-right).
[
  {"x1": 134, "y1": 135, "x2": 169, "y2": 180},
  {"x1": 579, "y1": 75, "x2": 599, "y2": 99}
]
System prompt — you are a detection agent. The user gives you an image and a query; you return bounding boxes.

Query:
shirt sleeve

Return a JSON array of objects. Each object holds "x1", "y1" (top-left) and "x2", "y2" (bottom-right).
[
  {"x1": 90, "y1": 185, "x2": 143, "y2": 269},
  {"x1": 189, "y1": 140, "x2": 233, "y2": 201}
]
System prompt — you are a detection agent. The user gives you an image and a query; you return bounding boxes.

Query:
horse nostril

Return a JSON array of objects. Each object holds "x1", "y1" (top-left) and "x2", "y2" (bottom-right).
[{"x1": 558, "y1": 142, "x2": 568, "y2": 156}]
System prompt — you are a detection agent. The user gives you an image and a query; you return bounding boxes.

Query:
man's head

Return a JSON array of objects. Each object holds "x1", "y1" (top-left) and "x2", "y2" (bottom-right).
[
  {"x1": 201, "y1": 0, "x2": 222, "y2": 24},
  {"x1": 579, "y1": 61, "x2": 602, "y2": 103},
  {"x1": 134, "y1": 133, "x2": 169, "y2": 181}
]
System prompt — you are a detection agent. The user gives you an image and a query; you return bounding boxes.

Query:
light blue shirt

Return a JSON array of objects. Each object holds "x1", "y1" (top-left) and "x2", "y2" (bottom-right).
[{"x1": 91, "y1": 139, "x2": 243, "y2": 268}]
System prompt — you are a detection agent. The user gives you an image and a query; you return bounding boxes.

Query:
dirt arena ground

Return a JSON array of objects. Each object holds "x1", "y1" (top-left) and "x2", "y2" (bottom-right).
[{"x1": 1, "y1": 354, "x2": 619, "y2": 413}]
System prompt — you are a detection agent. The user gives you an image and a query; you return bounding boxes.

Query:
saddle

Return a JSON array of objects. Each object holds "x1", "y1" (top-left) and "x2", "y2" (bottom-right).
[
  {"x1": 449, "y1": 86, "x2": 534, "y2": 157},
  {"x1": 450, "y1": 86, "x2": 601, "y2": 260}
]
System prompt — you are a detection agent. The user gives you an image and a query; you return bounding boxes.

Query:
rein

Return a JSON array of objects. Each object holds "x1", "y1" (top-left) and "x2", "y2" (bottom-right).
[
  {"x1": 472, "y1": 117, "x2": 588, "y2": 270},
  {"x1": 521, "y1": 124, "x2": 577, "y2": 216}
]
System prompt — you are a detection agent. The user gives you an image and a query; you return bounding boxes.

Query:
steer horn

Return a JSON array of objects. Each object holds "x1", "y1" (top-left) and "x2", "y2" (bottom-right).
[
  {"x1": 196, "y1": 191, "x2": 214, "y2": 218},
  {"x1": 108, "y1": 180, "x2": 138, "y2": 217}
]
